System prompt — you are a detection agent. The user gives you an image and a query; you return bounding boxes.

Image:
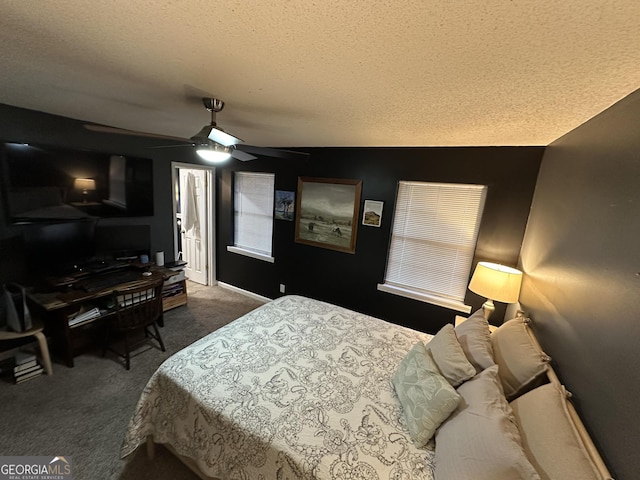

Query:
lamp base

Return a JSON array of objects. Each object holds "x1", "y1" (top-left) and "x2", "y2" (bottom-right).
[{"x1": 481, "y1": 299, "x2": 495, "y2": 321}]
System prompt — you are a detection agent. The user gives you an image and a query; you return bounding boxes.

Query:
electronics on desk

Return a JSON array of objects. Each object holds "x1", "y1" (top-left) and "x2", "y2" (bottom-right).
[
  {"x1": 21, "y1": 221, "x2": 152, "y2": 277},
  {"x1": 164, "y1": 270, "x2": 186, "y2": 285},
  {"x1": 48, "y1": 260, "x2": 130, "y2": 289},
  {"x1": 77, "y1": 269, "x2": 144, "y2": 292},
  {"x1": 163, "y1": 260, "x2": 187, "y2": 285},
  {"x1": 164, "y1": 260, "x2": 187, "y2": 269},
  {"x1": 78, "y1": 259, "x2": 130, "y2": 274}
]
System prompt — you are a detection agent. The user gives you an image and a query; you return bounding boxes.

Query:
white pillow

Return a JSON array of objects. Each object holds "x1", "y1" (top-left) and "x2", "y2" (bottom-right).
[
  {"x1": 510, "y1": 383, "x2": 606, "y2": 480},
  {"x1": 491, "y1": 317, "x2": 551, "y2": 400},
  {"x1": 455, "y1": 309, "x2": 495, "y2": 373},
  {"x1": 425, "y1": 324, "x2": 476, "y2": 387},
  {"x1": 434, "y1": 365, "x2": 541, "y2": 480}
]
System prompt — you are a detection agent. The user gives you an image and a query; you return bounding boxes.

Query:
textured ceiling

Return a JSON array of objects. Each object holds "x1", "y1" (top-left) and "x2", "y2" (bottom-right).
[{"x1": 1, "y1": 1, "x2": 639, "y2": 147}]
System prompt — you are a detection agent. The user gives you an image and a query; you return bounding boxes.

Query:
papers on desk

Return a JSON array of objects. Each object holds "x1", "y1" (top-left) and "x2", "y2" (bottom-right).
[{"x1": 68, "y1": 307, "x2": 101, "y2": 327}]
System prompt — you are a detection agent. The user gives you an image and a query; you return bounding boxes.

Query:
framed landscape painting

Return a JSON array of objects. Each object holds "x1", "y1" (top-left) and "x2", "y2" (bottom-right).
[{"x1": 294, "y1": 177, "x2": 362, "y2": 254}]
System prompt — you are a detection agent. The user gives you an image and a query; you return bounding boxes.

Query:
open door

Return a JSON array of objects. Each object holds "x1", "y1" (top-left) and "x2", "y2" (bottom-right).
[{"x1": 172, "y1": 163, "x2": 215, "y2": 286}]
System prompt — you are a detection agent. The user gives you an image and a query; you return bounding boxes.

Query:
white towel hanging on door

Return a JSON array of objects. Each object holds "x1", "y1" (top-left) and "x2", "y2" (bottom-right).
[{"x1": 183, "y1": 172, "x2": 200, "y2": 238}]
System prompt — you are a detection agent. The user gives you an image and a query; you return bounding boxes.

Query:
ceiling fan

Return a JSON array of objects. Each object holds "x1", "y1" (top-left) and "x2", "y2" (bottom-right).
[{"x1": 84, "y1": 97, "x2": 308, "y2": 162}]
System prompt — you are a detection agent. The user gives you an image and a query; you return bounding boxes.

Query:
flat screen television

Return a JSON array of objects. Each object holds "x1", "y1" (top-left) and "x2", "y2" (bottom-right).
[
  {"x1": 1, "y1": 142, "x2": 154, "y2": 224},
  {"x1": 22, "y1": 219, "x2": 98, "y2": 275},
  {"x1": 94, "y1": 224, "x2": 151, "y2": 260}
]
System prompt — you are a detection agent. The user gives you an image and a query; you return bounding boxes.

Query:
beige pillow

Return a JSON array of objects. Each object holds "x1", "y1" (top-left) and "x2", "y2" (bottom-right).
[
  {"x1": 425, "y1": 324, "x2": 476, "y2": 387},
  {"x1": 434, "y1": 365, "x2": 541, "y2": 480},
  {"x1": 510, "y1": 383, "x2": 606, "y2": 480},
  {"x1": 455, "y1": 309, "x2": 495, "y2": 373},
  {"x1": 491, "y1": 317, "x2": 550, "y2": 400},
  {"x1": 392, "y1": 342, "x2": 461, "y2": 448}
]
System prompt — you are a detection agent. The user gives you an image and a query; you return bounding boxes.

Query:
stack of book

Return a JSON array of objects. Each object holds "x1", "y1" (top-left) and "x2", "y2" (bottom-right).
[
  {"x1": 162, "y1": 260, "x2": 187, "y2": 304},
  {"x1": 162, "y1": 282, "x2": 184, "y2": 299},
  {"x1": 13, "y1": 351, "x2": 43, "y2": 384}
]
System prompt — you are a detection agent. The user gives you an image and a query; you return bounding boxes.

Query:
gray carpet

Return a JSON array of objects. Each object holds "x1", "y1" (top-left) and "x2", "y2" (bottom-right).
[{"x1": 0, "y1": 282, "x2": 265, "y2": 480}]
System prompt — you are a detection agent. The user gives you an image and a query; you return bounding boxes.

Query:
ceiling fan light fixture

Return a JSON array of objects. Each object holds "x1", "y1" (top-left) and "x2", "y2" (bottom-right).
[{"x1": 196, "y1": 144, "x2": 232, "y2": 163}]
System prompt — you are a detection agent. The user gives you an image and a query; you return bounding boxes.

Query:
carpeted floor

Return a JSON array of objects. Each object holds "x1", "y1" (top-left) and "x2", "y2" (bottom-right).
[{"x1": 0, "y1": 282, "x2": 265, "y2": 480}]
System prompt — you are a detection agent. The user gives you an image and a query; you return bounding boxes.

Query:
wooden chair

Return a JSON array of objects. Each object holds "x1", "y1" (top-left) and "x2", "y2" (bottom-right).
[
  {"x1": 0, "y1": 321, "x2": 53, "y2": 375},
  {"x1": 103, "y1": 280, "x2": 165, "y2": 370}
]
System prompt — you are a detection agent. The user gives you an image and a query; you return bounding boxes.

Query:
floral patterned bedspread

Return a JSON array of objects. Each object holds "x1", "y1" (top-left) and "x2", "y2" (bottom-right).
[{"x1": 121, "y1": 295, "x2": 435, "y2": 479}]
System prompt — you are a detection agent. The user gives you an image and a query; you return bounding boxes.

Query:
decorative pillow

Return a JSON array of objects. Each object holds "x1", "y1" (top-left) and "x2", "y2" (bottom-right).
[
  {"x1": 510, "y1": 383, "x2": 606, "y2": 480},
  {"x1": 425, "y1": 324, "x2": 476, "y2": 387},
  {"x1": 434, "y1": 365, "x2": 541, "y2": 480},
  {"x1": 455, "y1": 308, "x2": 495, "y2": 373},
  {"x1": 392, "y1": 342, "x2": 461, "y2": 448},
  {"x1": 491, "y1": 317, "x2": 551, "y2": 400}
]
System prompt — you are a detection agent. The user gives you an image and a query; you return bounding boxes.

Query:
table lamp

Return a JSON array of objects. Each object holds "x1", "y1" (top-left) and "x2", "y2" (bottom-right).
[
  {"x1": 74, "y1": 178, "x2": 96, "y2": 202},
  {"x1": 468, "y1": 261, "x2": 523, "y2": 320}
]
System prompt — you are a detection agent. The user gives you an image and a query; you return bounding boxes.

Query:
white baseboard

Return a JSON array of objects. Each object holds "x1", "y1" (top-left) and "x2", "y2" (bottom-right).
[{"x1": 217, "y1": 282, "x2": 272, "y2": 304}]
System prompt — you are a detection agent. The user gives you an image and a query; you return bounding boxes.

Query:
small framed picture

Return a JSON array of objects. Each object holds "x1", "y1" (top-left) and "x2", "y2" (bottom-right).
[
  {"x1": 362, "y1": 200, "x2": 384, "y2": 227},
  {"x1": 275, "y1": 190, "x2": 295, "y2": 221}
]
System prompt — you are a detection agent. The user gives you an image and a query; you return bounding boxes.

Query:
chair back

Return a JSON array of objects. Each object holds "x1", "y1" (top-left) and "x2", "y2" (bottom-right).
[{"x1": 112, "y1": 280, "x2": 163, "y2": 332}]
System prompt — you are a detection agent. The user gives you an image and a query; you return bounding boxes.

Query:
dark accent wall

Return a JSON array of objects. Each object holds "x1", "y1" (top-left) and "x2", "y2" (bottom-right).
[
  {"x1": 217, "y1": 146, "x2": 543, "y2": 333},
  {"x1": 0, "y1": 103, "x2": 198, "y2": 284},
  {"x1": 0, "y1": 104, "x2": 543, "y2": 328},
  {"x1": 519, "y1": 88, "x2": 640, "y2": 480}
]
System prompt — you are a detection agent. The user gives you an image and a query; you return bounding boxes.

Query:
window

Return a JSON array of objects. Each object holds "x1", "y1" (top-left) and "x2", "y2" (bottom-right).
[
  {"x1": 227, "y1": 171, "x2": 275, "y2": 263},
  {"x1": 378, "y1": 181, "x2": 487, "y2": 313}
]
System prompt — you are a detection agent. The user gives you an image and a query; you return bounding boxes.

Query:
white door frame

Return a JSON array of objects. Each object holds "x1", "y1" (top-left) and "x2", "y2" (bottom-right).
[{"x1": 171, "y1": 162, "x2": 216, "y2": 286}]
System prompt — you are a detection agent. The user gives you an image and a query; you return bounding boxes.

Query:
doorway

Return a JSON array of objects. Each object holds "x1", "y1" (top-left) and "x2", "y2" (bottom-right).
[{"x1": 172, "y1": 162, "x2": 215, "y2": 286}]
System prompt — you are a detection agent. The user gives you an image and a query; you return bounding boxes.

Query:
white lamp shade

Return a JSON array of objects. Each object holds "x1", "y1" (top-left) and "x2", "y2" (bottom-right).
[
  {"x1": 74, "y1": 178, "x2": 96, "y2": 191},
  {"x1": 468, "y1": 261, "x2": 522, "y2": 303}
]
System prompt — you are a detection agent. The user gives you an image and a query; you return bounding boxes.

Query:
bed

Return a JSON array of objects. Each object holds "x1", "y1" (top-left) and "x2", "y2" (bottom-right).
[{"x1": 121, "y1": 295, "x2": 613, "y2": 480}]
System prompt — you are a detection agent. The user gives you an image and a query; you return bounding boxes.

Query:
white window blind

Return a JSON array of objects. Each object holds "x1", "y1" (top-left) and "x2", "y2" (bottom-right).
[
  {"x1": 233, "y1": 172, "x2": 275, "y2": 258},
  {"x1": 380, "y1": 181, "x2": 487, "y2": 311}
]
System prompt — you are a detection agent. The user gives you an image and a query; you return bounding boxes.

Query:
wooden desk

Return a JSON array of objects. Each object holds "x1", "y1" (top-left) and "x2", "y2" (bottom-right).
[{"x1": 29, "y1": 267, "x2": 177, "y2": 368}]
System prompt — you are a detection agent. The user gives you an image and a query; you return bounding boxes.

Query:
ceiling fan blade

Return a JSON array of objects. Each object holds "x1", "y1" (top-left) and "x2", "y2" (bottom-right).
[
  {"x1": 149, "y1": 143, "x2": 196, "y2": 149},
  {"x1": 84, "y1": 124, "x2": 192, "y2": 143},
  {"x1": 231, "y1": 149, "x2": 257, "y2": 162},
  {"x1": 236, "y1": 144, "x2": 309, "y2": 161},
  {"x1": 194, "y1": 125, "x2": 243, "y2": 147}
]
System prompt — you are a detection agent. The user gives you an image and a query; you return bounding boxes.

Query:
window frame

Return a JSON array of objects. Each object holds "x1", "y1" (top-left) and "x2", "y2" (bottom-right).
[
  {"x1": 227, "y1": 171, "x2": 276, "y2": 263},
  {"x1": 377, "y1": 181, "x2": 488, "y2": 313}
]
